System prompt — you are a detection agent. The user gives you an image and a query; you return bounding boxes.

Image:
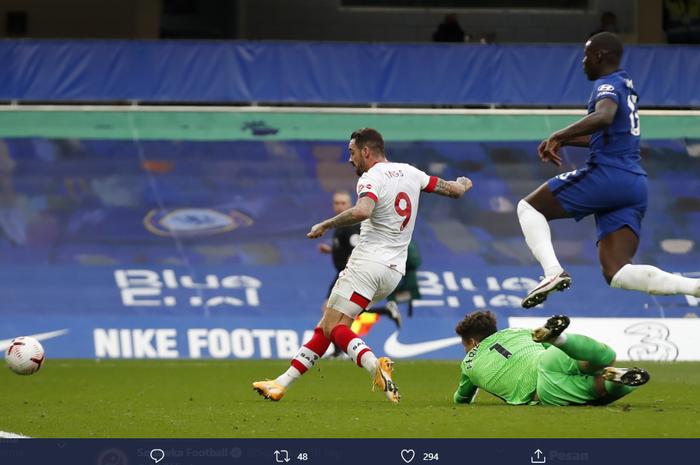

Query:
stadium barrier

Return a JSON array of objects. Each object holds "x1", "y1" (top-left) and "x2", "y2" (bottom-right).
[
  {"x1": 2, "y1": 265, "x2": 699, "y2": 359},
  {"x1": 1, "y1": 41, "x2": 699, "y2": 106}
]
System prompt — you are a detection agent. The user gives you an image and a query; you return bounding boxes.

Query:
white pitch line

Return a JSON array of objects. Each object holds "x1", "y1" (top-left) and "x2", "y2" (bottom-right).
[{"x1": 0, "y1": 430, "x2": 32, "y2": 439}]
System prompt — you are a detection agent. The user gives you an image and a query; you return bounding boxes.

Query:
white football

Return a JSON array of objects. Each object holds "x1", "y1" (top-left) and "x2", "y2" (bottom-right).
[{"x1": 5, "y1": 336, "x2": 45, "y2": 375}]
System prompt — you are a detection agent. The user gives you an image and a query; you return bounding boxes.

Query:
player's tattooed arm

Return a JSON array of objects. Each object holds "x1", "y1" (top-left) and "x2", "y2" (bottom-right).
[
  {"x1": 432, "y1": 177, "x2": 473, "y2": 198},
  {"x1": 308, "y1": 197, "x2": 376, "y2": 238}
]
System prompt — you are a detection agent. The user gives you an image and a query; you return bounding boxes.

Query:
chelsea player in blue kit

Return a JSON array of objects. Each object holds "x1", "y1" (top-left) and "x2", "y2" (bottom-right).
[{"x1": 518, "y1": 32, "x2": 700, "y2": 308}]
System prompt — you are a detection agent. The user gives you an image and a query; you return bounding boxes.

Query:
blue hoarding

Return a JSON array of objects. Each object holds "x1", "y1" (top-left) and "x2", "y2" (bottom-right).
[
  {"x1": 2, "y1": 265, "x2": 698, "y2": 359},
  {"x1": 1, "y1": 41, "x2": 699, "y2": 106}
]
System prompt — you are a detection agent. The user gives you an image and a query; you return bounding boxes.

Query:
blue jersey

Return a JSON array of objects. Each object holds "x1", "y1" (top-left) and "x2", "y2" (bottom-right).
[{"x1": 586, "y1": 69, "x2": 645, "y2": 175}]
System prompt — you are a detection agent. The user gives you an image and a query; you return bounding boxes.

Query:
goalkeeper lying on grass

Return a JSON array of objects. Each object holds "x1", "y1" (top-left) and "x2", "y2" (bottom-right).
[{"x1": 454, "y1": 310, "x2": 650, "y2": 406}]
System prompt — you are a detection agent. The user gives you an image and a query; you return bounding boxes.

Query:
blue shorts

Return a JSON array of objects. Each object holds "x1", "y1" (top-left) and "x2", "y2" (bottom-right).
[{"x1": 547, "y1": 164, "x2": 648, "y2": 243}]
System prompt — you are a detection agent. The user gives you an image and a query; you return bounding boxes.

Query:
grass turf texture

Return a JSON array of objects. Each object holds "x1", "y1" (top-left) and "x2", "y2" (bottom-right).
[{"x1": 2, "y1": 359, "x2": 699, "y2": 438}]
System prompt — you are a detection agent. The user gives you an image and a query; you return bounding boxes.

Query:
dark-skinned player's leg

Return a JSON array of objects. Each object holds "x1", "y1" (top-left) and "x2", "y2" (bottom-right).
[
  {"x1": 518, "y1": 182, "x2": 575, "y2": 308},
  {"x1": 605, "y1": 226, "x2": 700, "y2": 296},
  {"x1": 597, "y1": 225, "x2": 638, "y2": 284},
  {"x1": 523, "y1": 181, "x2": 571, "y2": 221}
]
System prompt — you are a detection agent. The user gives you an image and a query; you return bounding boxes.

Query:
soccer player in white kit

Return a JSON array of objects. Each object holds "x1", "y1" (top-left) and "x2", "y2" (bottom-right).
[{"x1": 253, "y1": 128, "x2": 472, "y2": 402}]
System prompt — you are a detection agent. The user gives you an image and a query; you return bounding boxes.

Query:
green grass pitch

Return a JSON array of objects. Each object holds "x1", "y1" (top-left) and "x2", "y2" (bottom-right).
[{"x1": 1, "y1": 359, "x2": 699, "y2": 438}]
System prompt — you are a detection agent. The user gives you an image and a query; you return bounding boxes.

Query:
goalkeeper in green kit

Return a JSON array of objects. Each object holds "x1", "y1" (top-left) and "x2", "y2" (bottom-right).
[{"x1": 453, "y1": 310, "x2": 650, "y2": 406}]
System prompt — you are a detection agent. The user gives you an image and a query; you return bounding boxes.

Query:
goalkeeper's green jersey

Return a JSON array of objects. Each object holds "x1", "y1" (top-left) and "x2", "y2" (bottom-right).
[{"x1": 454, "y1": 328, "x2": 545, "y2": 405}]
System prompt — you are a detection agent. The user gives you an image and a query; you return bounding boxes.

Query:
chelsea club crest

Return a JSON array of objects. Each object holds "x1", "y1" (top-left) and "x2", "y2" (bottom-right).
[{"x1": 143, "y1": 208, "x2": 253, "y2": 236}]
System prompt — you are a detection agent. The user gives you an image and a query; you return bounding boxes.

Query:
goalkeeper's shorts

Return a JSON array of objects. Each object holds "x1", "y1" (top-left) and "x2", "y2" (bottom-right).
[{"x1": 536, "y1": 347, "x2": 600, "y2": 406}]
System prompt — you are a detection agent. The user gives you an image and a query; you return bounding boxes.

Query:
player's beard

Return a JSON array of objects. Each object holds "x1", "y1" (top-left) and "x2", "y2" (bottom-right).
[{"x1": 352, "y1": 162, "x2": 362, "y2": 176}]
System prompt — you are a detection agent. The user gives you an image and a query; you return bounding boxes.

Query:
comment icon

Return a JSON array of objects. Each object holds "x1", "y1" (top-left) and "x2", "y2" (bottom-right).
[{"x1": 150, "y1": 449, "x2": 165, "y2": 463}]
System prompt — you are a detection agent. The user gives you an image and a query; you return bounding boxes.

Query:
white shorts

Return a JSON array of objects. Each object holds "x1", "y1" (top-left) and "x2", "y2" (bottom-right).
[{"x1": 327, "y1": 258, "x2": 403, "y2": 319}]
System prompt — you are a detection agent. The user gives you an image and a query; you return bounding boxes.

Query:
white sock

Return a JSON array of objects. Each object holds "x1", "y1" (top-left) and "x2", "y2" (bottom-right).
[
  {"x1": 275, "y1": 367, "x2": 301, "y2": 388},
  {"x1": 611, "y1": 264, "x2": 700, "y2": 296},
  {"x1": 340, "y1": 335, "x2": 379, "y2": 377},
  {"x1": 275, "y1": 346, "x2": 322, "y2": 388},
  {"x1": 517, "y1": 199, "x2": 563, "y2": 278},
  {"x1": 361, "y1": 352, "x2": 378, "y2": 377}
]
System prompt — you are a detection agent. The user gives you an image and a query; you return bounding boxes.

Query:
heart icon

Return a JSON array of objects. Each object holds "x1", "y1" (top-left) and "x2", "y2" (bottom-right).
[{"x1": 401, "y1": 449, "x2": 415, "y2": 463}]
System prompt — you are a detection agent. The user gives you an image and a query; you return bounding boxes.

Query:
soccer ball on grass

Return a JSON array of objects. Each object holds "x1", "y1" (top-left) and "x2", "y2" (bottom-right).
[{"x1": 5, "y1": 336, "x2": 45, "y2": 375}]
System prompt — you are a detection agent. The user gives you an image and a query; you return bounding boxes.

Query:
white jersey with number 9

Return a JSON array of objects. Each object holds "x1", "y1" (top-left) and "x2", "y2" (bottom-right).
[{"x1": 352, "y1": 161, "x2": 436, "y2": 275}]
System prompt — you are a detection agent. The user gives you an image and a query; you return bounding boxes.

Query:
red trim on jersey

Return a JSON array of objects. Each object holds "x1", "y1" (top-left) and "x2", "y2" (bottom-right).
[
  {"x1": 360, "y1": 192, "x2": 378, "y2": 203},
  {"x1": 291, "y1": 359, "x2": 308, "y2": 374},
  {"x1": 372, "y1": 161, "x2": 390, "y2": 166},
  {"x1": 422, "y1": 176, "x2": 438, "y2": 193},
  {"x1": 350, "y1": 291, "x2": 371, "y2": 309}
]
